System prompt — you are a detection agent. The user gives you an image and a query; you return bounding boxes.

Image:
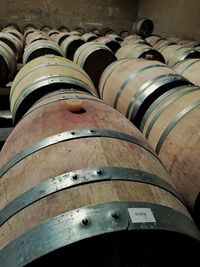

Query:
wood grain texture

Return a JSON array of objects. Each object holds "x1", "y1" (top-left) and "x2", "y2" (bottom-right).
[{"x1": 142, "y1": 86, "x2": 200, "y2": 208}]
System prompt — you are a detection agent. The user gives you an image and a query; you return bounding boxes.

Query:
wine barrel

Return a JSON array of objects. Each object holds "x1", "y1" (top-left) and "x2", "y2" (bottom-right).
[
  {"x1": 122, "y1": 35, "x2": 144, "y2": 46},
  {"x1": 82, "y1": 33, "x2": 98, "y2": 42},
  {"x1": 23, "y1": 25, "x2": 37, "y2": 39},
  {"x1": 10, "y1": 55, "x2": 97, "y2": 123},
  {"x1": 173, "y1": 58, "x2": 200, "y2": 86},
  {"x1": 177, "y1": 39, "x2": 199, "y2": 47},
  {"x1": 74, "y1": 42, "x2": 117, "y2": 88},
  {"x1": 96, "y1": 37, "x2": 121, "y2": 54},
  {"x1": 61, "y1": 35, "x2": 86, "y2": 60},
  {"x1": 153, "y1": 40, "x2": 175, "y2": 50},
  {"x1": 3, "y1": 27, "x2": 24, "y2": 44},
  {"x1": 158, "y1": 44, "x2": 200, "y2": 67},
  {"x1": 72, "y1": 26, "x2": 85, "y2": 35},
  {"x1": 100, "y1": 27, "x2": 114, "y2": 35},
  {"x1": 70, "y1": 30, "x2": 82, "y2": 36},
  {"x1": 115, "y1": 28, "x2": 129, "y2": 37},
  {"x1": 48, "y1": 30, "x2": 60, "y2": 37},
  {"x1": 140, "y1": 85, "x2": 200, "y2": 212},
  {"x1": 0, "y1": 32, "x2": 23, "y2": 60},
  {"x1": 0, "y1": 41, "x2": 17, "y2": 85},
  {"x1": 0, "y1": 90, "x2": 199, "y2": 266},
  {"x1": 51, "y1": 32, "x2": 71, "y2": 46},
  {"x1": 99, "y1": 58, "x2": 191, "y2": 127},
  {"x1": 23, "y1": 40, "x2": 65, "y2": 63},
  {"x1": 106, "y1": 33, "x2": 123, "y2": 42},
  {"x1": 116, "y1": 43, "x2": 165, "y2": 63},
  {"x1": 57, "y1": 25, "x2": 70, "y2": 32},
  {"x1": 40, "y1": 25, "x2": 52, "y2": 33},
  {"x1": 145, "y1": 35, "x2": 164, "y2": 47},
  {"x1": 132, "y1": 18, "x2": 154, "y2": 37},
  {"x1": 25, "y1": 30, "x2": 50, "y2": 45},
  {"x1": 87, "y1": 28, "x2": 101, "y2": 36}
]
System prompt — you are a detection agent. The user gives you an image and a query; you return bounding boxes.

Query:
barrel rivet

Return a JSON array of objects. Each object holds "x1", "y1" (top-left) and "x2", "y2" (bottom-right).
[
  {"x1": 111, "y1": 212, "x2": 119, "y2": 220},
  {"x1": 72, "y1": 174, "x2": 78, "y2": 180},
  {"x1": 97, "y1": 169, "x2": 102, "y2": 175},
  {"x1": 82, "y1": 218, "x2": 89, "y2": 225},
  {"x1": 71, "y1": 131, "x2": 75, "y2": 135},
  {"x1": 89, "y1": 129, "x2": 94, "y2": 133}
]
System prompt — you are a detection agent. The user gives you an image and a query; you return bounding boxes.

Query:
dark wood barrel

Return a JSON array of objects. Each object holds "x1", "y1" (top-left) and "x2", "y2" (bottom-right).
[
  {"x1": 96, "y1": 36, "x2": 121, "y2": 54},
  {"x1": 74, "y1": 42, "x2": 117, "y2": 88},
  {"x1": 99, "y1": 58, "x2": 191, "y2": 127},
  {"x1": 140, "y1": 85, "x2": 200, "y2": 214},
  {"x1": 10, "y1": 55, "x2": 97, "y2": 123},
  {"x1": 61, "y1": 35, "x2": 86, "y2": 60},
  {"x1": 173, "y1": 58, "x2": 200, "y2": 86},
  {"x1": 0, "y1": 90, "x2": 199, "y2": 266},
  {"x1": 116, "y1": 43, "x2": 165, "y2": 63},
  {"x1": 0, "y1": 41, "x2": 17, "y2": 85},
  {"x1": 23, "y1": 40, "x2": 65, "y2": 63},
  {"x1": 158, "y1": 44, "x2": 200, "y2": 67},
  {"x1": 132, "y1": 18, "x2": 154, "y2": 37}
]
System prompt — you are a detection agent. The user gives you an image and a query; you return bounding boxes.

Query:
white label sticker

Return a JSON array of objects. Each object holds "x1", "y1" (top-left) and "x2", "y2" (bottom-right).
[{"x1": 128, "y1": 208, "x2": 156, "y2": 223}]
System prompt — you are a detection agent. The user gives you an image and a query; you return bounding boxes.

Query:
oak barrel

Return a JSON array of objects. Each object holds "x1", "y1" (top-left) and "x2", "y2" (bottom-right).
[
  {"x1": 116, "y1": 43, "x2": 165, "y2": 63},
  {"x1": 0, "y1": 32, "x2": 23, "y2": 60},
  {"x1": 74, "y1": 42, "x2": 117, "y2": 88},
  {"x1": 82, "y1": 33, "x2": 98, "y2": 42},
  {"x1": 23, "y1": 40, "x2": 65, "y2": 63},
  {"x1": 61, "y1": 35, "x2": 86, "y2": 60},
  {"x1": 158, "y1": 44, "x2": 200, "y2": 67},
  {"x1": 0, "y1": 90, "x2": 199, "y2": 266},
  {"x1": 96, "y1": 36, "x2": 121, "y2": 54},
  {"x1": 0, "y1": 41, "x2": 17, "y2": 85},
  {"x1": 99, "y1": 58, "x2": 191, "y2": 127},
  {"x1": 132, "y1": 18, "x2": 154, "y2": 37},
  {"x1": 140, "y1": 85, "x2": 200, "y2": 211},
  {"x1": 10, "y1": 55, "x2": 97, "y2": 123},
  {"x1": 173, "y1": 58, "x2": 200, "y2": 86}
]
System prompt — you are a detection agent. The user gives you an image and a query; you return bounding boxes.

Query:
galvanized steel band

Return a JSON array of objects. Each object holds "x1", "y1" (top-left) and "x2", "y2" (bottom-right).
[
  {"x1": 0, "y1": 201, "x2": 199, "y2": 267},
  {"x1": 0, "y1": 166, "x2": 183, "y2": 226},
  {"x1": 0, "y1": 128, "x2": 160, "y2": 177}
]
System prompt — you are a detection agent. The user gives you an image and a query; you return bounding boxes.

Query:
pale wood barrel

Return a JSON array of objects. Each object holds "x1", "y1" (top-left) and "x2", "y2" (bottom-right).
[
  {"x1": 82, "y1": 33, "x2": 98, "y2": 42},
  {"x1": 96, "y1": 36, "x2": 121, "y2": 54},
  {"x1": 23, "y1": 40, "x2": 65, "y2": 63},
  {"x1": 51, "y1": 32, "x2": 71, "y2": 46},
  {"x1": 173, "y1": 58, "x2": 200, "y2": 86},
  {"x1": 132, "y1": 18, "x2": 154, "y2": 37},
  {"x1": 153, "y1": 40, "x2": 175, "y2": 50},
  {"x1": 25, "y1": 31, "x2": 50, "y2": 45},
  {"x1": 74, "y1": 42, "x2": 117, "y2": 88},
  {"x1": 116, "y1": 43, "x2": 165, "y2": 63},
  {"x1": 10, "y1": 55, "x2": 97, "y2": 123},
  {"x1": 140, "y1": 85, "x2": 200, "y2": 212},
  {"x1": 0, "y1": 90, "x2": 199, "y2": 266},
  {"x1": 106, "y1": 33, "x2": 123, "y2": 42},
  {"x1": 3, "y1": 27, "x2": 24, "y2": 44},
  {"x1": 145, "y1": 35, "x2": 165, "y2": 47},
  {"x1": 61, "y1": 35, "x2": 86, "y2": 60},
  {"x1": 57, "y1": 25, "x2": 70, "y2": 32},
  {"x1": 72, "y1": 27, "x2": 85, "y2": 35},
  {"x1": 158, "y1": 44, "x2": 200, "y2": 67},
  {"x1": 115, "y1": 28, "x2": 129, "y2": 37},
  {"x1": 0, "y1": 32, "x2": 23, "y2": 60},
  {"x1": 99, "y1": 58, "x2": 190, "y2": 127},
  {"x1": 0, "y1": 41, "x2": 17, "y2": 85},
  {"x1": 70, "y1": 30, "x2": 82, "y2": 36}
]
